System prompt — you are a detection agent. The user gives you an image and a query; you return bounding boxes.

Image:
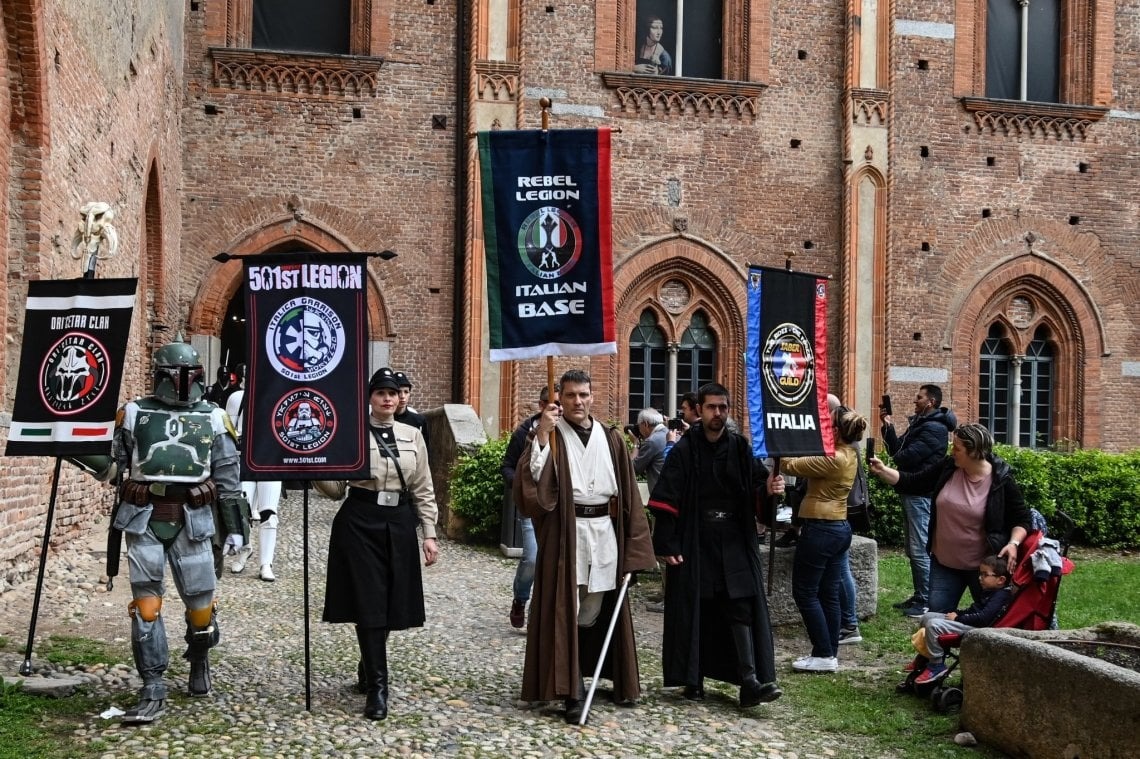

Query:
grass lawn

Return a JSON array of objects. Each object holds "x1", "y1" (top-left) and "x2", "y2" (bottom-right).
[{"x1": 773, "y1": 549, "x2": 1140, "y2": 758}]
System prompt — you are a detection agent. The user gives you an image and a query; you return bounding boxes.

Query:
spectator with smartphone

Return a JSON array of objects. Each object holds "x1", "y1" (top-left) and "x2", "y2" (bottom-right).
[{"x1": 879, "y1": 385, "x2": 957, "y2": 618}]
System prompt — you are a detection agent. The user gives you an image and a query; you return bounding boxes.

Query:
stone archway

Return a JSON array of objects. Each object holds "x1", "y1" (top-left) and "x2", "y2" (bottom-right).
[
  {"x1": 187, "y1": 216, "x2": 391, "y2": 340},
  {"x1": 606, "y1": 235, "x2": 747, "y2": 425}
]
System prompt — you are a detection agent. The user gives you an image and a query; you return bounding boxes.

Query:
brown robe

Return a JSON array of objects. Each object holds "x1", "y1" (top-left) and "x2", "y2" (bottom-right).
[{"x1": 514, "y1": 421, "x2": 657, "y2": 703}]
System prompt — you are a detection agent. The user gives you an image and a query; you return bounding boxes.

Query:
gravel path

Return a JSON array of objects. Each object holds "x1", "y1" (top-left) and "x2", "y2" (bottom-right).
[{"x1": 1, "y1": 494, "x2": 879, "y2": 758}]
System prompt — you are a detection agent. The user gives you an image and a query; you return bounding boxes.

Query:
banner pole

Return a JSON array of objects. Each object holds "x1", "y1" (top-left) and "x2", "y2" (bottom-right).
[
  {"x1": 18, "y1": 457, "x2": 63, "y2": 675},
  {"x1": 766, "y1": 458, "x2": 781, "y2": 596},
  {"x1": 303, "y1": 482, "x2": 312, "y2": 711}
]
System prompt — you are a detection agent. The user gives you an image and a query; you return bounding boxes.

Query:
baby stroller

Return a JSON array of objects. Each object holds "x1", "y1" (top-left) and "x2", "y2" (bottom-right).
[{"x1": 897, "y1": 512, "x2": 1075, "y2": 712}]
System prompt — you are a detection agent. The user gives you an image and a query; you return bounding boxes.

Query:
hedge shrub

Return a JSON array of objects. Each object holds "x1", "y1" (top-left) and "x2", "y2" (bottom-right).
[
  {"x1": 863, "y1": 444, "x2": 1140, "y2": 550},
  {"x1": 447, "y1": 435, "x2": 1139, "y2": 550},
  {"x1": 448, "y1": 437, "x2": 509, "y2": 543}
]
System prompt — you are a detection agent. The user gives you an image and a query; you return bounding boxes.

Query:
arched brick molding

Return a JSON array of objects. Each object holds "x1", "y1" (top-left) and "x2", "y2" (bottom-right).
[
  {"x1": 608, "y1": 235, "x2": 746, "y2": 426},
  {"x1": 843, "y1": 164, "x2": 887, "y2": 414},
  {"x1": 948, "y1": 254, "x2": 1107, "y2": 448},
  {"x1": 187, "y1": 216, "x2": 391, "y2": 340},
  {"x1": 140, "y1": 159, "x2": 165, "y2": 363}
]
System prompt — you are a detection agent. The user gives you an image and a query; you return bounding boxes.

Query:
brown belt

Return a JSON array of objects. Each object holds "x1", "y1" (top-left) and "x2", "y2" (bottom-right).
[
  {"x1": 150, "y1": 500, "x2": 185, "y2": 523},
  {"x1": 574, "y1": 504, "x2": 610, "y2": 518},
  {"x1": 120, "y1": 480, "x2": 217, "y2": 508}
]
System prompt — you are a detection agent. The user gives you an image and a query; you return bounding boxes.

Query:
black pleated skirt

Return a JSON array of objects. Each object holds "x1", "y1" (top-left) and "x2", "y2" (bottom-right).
[{"x1": 322, "y1": 493, "x2": 425, "y2": 629}]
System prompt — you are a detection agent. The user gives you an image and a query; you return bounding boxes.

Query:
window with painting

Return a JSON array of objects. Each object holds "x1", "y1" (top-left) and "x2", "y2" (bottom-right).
[
  {"x1": 633, "y1": 1, "x2": 724, "y2": 79},
  {"x1": 252, "y1": 0, "x2": 351, "y2": 55}
]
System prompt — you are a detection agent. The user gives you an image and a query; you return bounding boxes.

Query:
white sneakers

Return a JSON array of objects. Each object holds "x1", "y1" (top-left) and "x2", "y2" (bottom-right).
[
  {"x1": 793, "y1": 655, "x2": 839, "y2": 673},
  {"x1": 229, "y1": 544, "x2": 253, "y2": 574},
  {"x1": 259, "y1": 564, "x2": 275, "y2": 582}
]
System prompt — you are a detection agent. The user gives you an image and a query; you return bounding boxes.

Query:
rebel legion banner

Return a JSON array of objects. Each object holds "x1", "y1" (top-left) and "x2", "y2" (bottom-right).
[
  {"x1": 478, "y1": 128, "x2": 617, "y2": 360},
  {"x1": 6, "y1": 278, "x2": 137, "y2": 457},
  {"x1": 745, "y1": 265, "x2": 834, "y2": 459},
  {"x1": 242, "y1": 253, "x2": 368, "y2": 480}
]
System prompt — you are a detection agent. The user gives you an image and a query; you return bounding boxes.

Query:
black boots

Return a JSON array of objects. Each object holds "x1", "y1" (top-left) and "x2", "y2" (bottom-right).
[
  {"x1": 731, "y1": 624, "x2": 781, "y2": 707},
  {"x1": 184, "y1": 614, "x2": 220, "y2": 697},
  {"x1": 356, "y1": 626, "x2": 389, "y2": 721}
]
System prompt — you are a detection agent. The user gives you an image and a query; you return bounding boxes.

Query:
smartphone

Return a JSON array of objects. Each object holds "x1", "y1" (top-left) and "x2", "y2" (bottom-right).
[
  {"x1": 881, "y1": 394, "x2": 893, "y2": 416},
  {"x1": 866, "y1": 437, "x2": 876, "y2": 462}
]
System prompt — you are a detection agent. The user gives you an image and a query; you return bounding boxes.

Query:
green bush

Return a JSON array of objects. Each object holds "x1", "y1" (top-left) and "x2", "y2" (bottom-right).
[
  {"x1": 863, "y1": 443, "x2": 1140, "y2": 550},
  {"x1": 448, "y1": 437, "x2": 509, "y2": 543}
]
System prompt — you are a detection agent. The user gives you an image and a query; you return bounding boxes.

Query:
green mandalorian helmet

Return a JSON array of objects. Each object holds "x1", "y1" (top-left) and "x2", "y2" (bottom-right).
[{"x1": 152, "y1": 340, "x2": 206, "y2": 406}]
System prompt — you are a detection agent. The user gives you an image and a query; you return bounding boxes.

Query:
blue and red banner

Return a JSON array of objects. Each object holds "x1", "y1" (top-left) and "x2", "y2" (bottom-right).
[
  {"x1": 242, "y1": 253, "x2": 369, "y2": 480},
  {"x1": 5, "y1": 278, "x2": 137, "y2": 457},
  {"x1": 477, "y1": 128, "x2": 616, "y2": 361},
  {"x1": 745, "y1": 265, "x2": 833, "y2": 458}
]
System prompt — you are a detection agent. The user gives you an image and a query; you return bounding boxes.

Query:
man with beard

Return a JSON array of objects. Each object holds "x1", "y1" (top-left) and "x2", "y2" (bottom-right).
[
  {"x1": 515, "y1": 369, "x2": 656, "y2": 724},
  {"x1": 648, "y1": 382, "x2": 784, "y2": 708}
]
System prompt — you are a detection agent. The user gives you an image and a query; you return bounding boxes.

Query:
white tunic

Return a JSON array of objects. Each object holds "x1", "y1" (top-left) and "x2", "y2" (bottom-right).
[{"x1": 530, "y1": 418, "x2": 619, "y2": 592}]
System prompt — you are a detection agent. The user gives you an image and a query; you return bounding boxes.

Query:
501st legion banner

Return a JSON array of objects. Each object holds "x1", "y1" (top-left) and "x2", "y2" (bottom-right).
[
  {"x1": 241, "y1": 253, "x2": 369, "y2": 481},
  {"x1": 478, "y1": 127, "x2": 617, "y2": 360},
  {"x1": 745, "y1": 265, "x2": 833, "y2": 458},
  {"x1": 5, "y1": 278, "x2": 137, "y2": 457}
]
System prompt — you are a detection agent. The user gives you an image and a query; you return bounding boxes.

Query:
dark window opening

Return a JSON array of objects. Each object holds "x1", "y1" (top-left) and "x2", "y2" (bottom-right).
[
  {"x1": 985, "y1": 0, "x2": 1059, "y2": 102},
  {"x1": 252, "y1": 0, "x2": 351, "y2": 55}
]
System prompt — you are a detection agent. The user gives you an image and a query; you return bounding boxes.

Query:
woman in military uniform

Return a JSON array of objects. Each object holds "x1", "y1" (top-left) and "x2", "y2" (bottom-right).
[{"x1": 316, "y1": 367, "x2": 439, "y2": 720}]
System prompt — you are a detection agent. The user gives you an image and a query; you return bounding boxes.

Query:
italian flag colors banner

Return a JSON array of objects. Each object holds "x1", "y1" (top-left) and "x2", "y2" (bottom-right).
[
  {"x1": 6, "y1": 278, "x2": 137, "y2": 457},
  {"x1": 745, "y1": 265, "x2": 833, "y2": 458},
  {"x1": 477, "y1": 128, "x2": 616, "y2": 361}
]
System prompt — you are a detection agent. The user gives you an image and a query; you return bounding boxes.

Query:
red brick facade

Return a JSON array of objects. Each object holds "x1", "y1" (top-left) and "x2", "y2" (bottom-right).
[{"x1": 1, "y1": 1, "x2": 1137, "y2": 565}]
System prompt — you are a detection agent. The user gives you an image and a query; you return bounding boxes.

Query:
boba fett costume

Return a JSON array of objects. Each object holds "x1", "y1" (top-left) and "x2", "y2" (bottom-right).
[{"x1": 70, "y1": 340, "x2": 248, "y2": 723}]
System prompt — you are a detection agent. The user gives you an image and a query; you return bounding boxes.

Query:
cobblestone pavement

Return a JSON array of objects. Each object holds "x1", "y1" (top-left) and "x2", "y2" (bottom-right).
[{"x1": 1, "y1": 495, "x2": 889, "y2": 758}]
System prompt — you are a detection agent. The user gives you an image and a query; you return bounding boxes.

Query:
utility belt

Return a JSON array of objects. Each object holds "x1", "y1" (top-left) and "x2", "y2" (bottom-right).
[
  {"x1": 120, "y1": 480, "x2": 218, "y2": 514},
  {"x1": 348, "y1": 486, "x2": 407, "y2": 507},
  {"x1": 574, "y1": 503, "x2": 611, "y2": 518}
]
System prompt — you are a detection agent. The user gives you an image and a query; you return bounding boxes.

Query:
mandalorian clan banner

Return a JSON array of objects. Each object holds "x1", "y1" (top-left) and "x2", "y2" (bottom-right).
[
  {"x1": 6, "y1": 278, "x2": 137, "y2": 457},
  {"x1": 241, "y1": 253, "x2": 369, "y2": 480}
]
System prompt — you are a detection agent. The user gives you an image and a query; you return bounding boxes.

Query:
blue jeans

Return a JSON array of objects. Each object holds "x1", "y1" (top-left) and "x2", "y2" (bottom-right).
[
  {"x1": 901, "y1": 494, "x2": 932, "y2": 604},
  {"x1": 927, "y1": 555, "x2": 983, "y2": 614},
  {"x1": 839, "y1": 549, "x2": 858, "y2": 629},
  {"x1": 512, "y1": 517, "x2": 537, "y2": 603},
  {"x1": 792, "y1": 520, "x2": 853, "y2": 657}
]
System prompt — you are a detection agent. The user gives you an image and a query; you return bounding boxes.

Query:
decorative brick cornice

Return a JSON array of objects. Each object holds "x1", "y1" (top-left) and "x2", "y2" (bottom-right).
[
  {"x1": 850, "y1": 87, "x2": 889, "y2": 125},
  {"x1": 601, "y1": 72, "x2": 766, "y2": 119},
  {"x1": 961, "y1": 97, "x2": 1109, "y2": 140},
  {"x1": 209, "y1": 48, "x2": 382, "y2": 98},
  {"x1": 475, "y1": 60, "x2": 520, "y2": 102}
]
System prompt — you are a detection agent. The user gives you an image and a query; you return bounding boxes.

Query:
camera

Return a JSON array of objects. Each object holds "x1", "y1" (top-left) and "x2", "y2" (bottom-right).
[
  {"x1": 668, "y1": 416, "x2": 685, "y2": 431},
  {"x1": 623, "y1": 424, "x2": 641, "y2": 439}
]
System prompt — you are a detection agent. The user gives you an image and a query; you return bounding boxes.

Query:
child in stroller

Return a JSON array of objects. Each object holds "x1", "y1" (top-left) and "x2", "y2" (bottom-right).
[
  {"x1": 909, "y1": 554, "x2": 1014, "y2": 686},
  {"x1": 898, "y1": 523, "x2": 1073, "y2": 710}
]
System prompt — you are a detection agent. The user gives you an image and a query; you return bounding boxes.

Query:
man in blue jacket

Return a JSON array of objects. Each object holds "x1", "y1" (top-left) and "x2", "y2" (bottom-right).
[{"x1": 880, "y1": 384, "x2": 957, "y2": 617}]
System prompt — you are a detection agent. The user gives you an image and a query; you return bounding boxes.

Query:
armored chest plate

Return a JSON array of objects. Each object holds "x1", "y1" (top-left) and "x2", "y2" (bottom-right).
[{"x1": 129, "y1": 401, "x2": 215, "y2": 483}]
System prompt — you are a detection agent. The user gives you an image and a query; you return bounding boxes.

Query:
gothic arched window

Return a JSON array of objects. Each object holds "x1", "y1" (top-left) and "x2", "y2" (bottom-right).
[
  {"x1": 628, "y1": 310, "x2": 668, "y2": 423},
  {"x1": 1019, "y1": 325, "x2": 1054, "y2": 448},
  {"x1": 677, "y1": 310, "x2": 717, "y2": 396},
  {"x1": 979, "y1": 323, "x2": 1013, "y2": 443}
]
